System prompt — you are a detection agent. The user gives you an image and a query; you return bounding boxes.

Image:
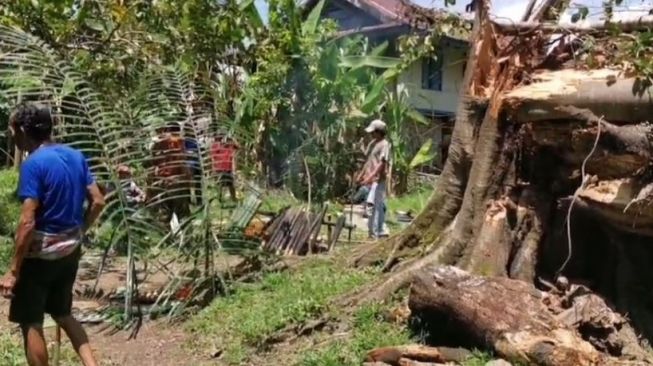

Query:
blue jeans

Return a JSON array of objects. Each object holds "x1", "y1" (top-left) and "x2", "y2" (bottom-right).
[{"x1": 367, "y1": 181, "x2": 386, "y2": 238}]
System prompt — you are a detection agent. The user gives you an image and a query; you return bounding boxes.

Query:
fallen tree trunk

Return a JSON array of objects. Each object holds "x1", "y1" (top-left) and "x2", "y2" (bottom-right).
[
  {"x1": 409, "y1": 266, "x2": 652, "y2": 366},
  {"x1": 504, "y1": 69, "x2": 653, "y2": 123},
  {"x1": 494, "y1": 16, "x2": 653, "y2": 34}
]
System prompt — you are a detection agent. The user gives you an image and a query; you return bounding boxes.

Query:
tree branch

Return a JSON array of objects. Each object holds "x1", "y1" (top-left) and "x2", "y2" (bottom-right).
[{"x1": 495, "y1": 16, "x2": 653, "y2": 35}]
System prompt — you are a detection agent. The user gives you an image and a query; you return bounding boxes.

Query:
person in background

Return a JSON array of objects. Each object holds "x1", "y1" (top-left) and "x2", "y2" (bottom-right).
[
  {"x1": 211, "y1": 132, "x2": 239, "y2": 202},
  {"x1": 151, "y1": 122, "x2": 191, "y2": 219},
  {"x1": 356, "y1": 119, "x2": 391, "y2": 239},
  {"x1": 183, "y1": 128, "x2": 202, "y2": 205},
  {"x1": 116, "y1": 165, "x2": 146, "y2": 206},
  {"x1": 0, "y1": 103, "x2": 105, "y2": 366}
]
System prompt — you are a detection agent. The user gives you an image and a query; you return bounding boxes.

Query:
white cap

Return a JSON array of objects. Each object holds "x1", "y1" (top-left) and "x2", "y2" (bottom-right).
[{"x1": 365, "y1": 119, "x2": 386, "y2": 133}]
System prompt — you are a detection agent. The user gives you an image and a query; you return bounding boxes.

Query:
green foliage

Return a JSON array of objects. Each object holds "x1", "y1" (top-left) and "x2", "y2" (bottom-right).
[
  {"x1": 300, "y1": 303, "x2": 413, "y2": 366},
  {"x1": 410, "y1": 140, "x2": 437, "y2": 169},
  {"x1": 0, "y1": 0, "x2": 261, "y2": 97},
  {"x1": 187, "y1": 258, "x2": 375, "y2": 364},
  {"x1": 0, "y1": 24, "x2": 266, "y2": 323},
  {"x1": 0, "y1": 331, "x2": 23, "y2": 366},
  {"x1": 461, "y1": 350, "x2": 494, "y2": 366},
  {"x1": 0, "y1": 169, "x2": 19, "y2": 275},
  {"x1": 386, "y1": 184, "x2": 434, "y2": 225},
  {"x1": 0, "y1": 169, "x2": 19, "y2": 237}
]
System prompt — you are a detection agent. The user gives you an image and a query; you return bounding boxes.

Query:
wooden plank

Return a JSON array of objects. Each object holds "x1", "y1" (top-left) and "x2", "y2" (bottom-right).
[
  {"x1": 309, "y1": 205, "x2": 329, "y2": 254},
  {"x1": 328, "y1": 215, "x2": 346, "y2": 251}
]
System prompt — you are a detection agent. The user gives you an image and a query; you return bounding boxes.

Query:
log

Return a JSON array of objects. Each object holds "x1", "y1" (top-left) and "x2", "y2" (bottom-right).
[
  {"x1": 365, "y1": 345, "x2": 471, "y2": 366},
  {"x1": 494, "y1": 16, "x2": 653, "y2": 34},
  {"x1": 557, "y1": 105, "x2": 653, "y2": 158},
  {"x1": 409, "y1": 266, "x2": 613, "y2": 366},
  {"x1": 503, "y1": 69, "x2": 653, "y2": 123},
  {"x1": 527, "y1": 121, "x2": 649, "y2": 179},
  {"x1": 397, "y1": 359, "x2": 449, "y2": 366}
]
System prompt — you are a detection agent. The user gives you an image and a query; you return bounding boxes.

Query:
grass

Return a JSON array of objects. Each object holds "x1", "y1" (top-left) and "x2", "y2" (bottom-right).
[
  {"x1": 299, "y1": 303, "x2": 413, "y2": 366},
  {"x1": 187, "y1": 256, "x2": 377, "y2": 365},
  {"x1": 260, "y1": 189, "x2": 300, "y2": 213},
  {"x1": 0, "y1": 327, "x2": 78, "y2": 366},
  {"x1": 385, "y1": 185, "x2": 433, "y2": 228}
]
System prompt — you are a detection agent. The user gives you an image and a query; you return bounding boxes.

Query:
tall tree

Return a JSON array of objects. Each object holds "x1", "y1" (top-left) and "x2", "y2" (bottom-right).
[{"x1": 355, "y1": 0, "x2": 653, "y2": 345}]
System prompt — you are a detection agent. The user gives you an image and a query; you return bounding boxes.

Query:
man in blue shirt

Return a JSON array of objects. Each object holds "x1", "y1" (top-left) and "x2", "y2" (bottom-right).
[{"x1": 0, "y1": 103, "x2": 105, "y2": 366}]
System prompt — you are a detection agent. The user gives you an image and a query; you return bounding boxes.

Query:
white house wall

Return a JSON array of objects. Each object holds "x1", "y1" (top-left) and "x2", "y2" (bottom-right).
[{"x1": 399, "y1": 45, "x2": 466, "y2": 114}]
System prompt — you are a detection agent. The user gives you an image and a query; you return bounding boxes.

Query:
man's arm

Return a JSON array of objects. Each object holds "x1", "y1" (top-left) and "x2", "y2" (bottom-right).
[
  {"x1": 361, "y1": 142, "x2": 391, "y2": 185},
  {"x1": 83, "y1": 183, "x2": 105, "y2": 233},
  {"x1": 10, "y1": 199, "x2": 38, "y2": 275},
  {"x1": 361, "y1": 160, "x2": 386, "y2": 185},
  {"x1": 0, "y1": 199, "x2": 38, "y2": 298}
]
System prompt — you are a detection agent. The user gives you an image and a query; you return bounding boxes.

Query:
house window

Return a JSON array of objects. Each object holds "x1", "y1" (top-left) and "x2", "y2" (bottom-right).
[{"x1": 422, "y1": 55, "x2": 443, "y2": 91}]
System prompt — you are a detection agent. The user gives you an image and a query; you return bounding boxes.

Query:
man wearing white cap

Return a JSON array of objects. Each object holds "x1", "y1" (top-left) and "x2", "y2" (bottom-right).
[{"x1": 357, "y1": 119, "x2": 391, "y2": 239}]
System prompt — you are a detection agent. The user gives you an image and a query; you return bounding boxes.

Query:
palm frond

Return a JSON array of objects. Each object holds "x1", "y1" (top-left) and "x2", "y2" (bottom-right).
[{"x1": 0, "y1": 25, "x2": 263, "y2": 327}]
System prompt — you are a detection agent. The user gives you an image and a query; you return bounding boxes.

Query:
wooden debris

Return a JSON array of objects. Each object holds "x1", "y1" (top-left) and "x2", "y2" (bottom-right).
[
  {"x1": 365, "y1": 345, "x2": 471, "y2": 366},
  {"x1": 261, "y1": 206, "x2": 349, "y2": 256},
  {"x1": 408, "y1": 266, "x2": 653, "y2": 366},
  {"x1": 398, "y1": 359, "x2": 452, "y2": 366}
]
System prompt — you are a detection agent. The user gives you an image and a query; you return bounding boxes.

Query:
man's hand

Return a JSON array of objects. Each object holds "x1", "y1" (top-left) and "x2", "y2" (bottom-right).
[{"x1": 0, "y1": 272, "x2": 17, "y2": 299}]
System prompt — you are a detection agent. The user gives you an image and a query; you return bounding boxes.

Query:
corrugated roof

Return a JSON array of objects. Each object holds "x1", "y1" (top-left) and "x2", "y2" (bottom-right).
[{"x1": 305, "y1": 0, "x2": 470, "y2": 42}]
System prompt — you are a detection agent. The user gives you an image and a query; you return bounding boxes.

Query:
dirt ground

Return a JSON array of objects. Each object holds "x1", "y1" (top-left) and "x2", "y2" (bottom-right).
[
  {"x1": 0, "y1": 251, "x2": 244, "y2": 366},
  {"x1": 0, "y1": 209, "x2": 375, "y2": 366}
]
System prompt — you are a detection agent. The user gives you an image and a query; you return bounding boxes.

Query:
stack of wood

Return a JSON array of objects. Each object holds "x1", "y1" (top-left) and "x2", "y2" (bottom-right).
[{"x1": 261, "y1": 206, "x2": 330, "y2": 255}]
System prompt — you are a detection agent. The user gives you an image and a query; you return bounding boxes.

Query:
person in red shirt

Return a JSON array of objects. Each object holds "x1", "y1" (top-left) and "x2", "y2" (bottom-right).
[
  {"x1": 211, "y1": 133, "x2": 238, "y2": 202},
  {"x1": 150, "y1": 123, "x2": 191, "y2": 219}
]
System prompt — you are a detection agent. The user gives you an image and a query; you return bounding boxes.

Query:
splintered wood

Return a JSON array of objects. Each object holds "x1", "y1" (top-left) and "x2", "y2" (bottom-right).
[{"x1": 406, "y1": 266, "x2": 653, "y2": 366}]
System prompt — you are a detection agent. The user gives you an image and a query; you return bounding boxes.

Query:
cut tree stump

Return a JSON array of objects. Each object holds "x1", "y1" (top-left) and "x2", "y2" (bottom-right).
[{"x1": 408, "y1": 266, "x2": 653, "y2": 366}]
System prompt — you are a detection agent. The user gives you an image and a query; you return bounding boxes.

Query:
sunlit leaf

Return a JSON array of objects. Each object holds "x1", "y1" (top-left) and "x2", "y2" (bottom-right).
[
  {"x1": 84, "y1": 18, "x2": 105, "y2": 32},
  {"x1": 409, "y1": 140, "x2": 436, "y2": 168},
  {"x1": 303, "y1": 0, "x2": 325, "y2": 36},
  {"x1": 340, "y1": 55, "x2": 401, "y2": 69},
  {"x1": 406, "y1": 108, "x2": 428, "y2": 125},
  {"x1": 361, "y1": 77, "x2": 386, "y2": 113}
]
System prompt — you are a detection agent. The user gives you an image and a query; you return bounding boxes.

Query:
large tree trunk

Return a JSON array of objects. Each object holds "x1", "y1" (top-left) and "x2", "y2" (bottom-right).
[{"x1": 352, "y1": 0, "x2": 653, "y2": 354}]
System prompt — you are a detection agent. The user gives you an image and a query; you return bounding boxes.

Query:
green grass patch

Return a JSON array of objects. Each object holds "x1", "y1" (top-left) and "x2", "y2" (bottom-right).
[
  {"x1": 300, "y1": 303, "x2": 413, "y2": 366},
  {"x1": 187, "y1": 257, "x2": 376, "y2": 365},
  {"x1": 385, "y1": 185, "x2": 433, "y2": 228},
  {"x1": 0, "y1": 327, "x2": 78, "y2": 366},
  {"x1": 260, "y1": 190, "x2": 300, "y2": 213},
  {"x1": 462, "y1": 350, "x2": 494, "y2": 366}
]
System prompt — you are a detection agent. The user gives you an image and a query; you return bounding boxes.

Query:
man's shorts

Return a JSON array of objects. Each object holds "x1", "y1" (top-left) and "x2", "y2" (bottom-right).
[{"x1": 9, "y1": 247, "x2": 81, "y2": 324}]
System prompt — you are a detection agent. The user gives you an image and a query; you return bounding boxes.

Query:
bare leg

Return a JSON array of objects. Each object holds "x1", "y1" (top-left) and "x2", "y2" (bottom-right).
[
  {"x1": 54, "y1": 315, "x2": 98, "y2": 366},
  {"x1": 228, "y1": 181, "x2": 237, "y2": 202},
  {"x1": 20, "y1": 324, "x2": 48, "y2": 366}
]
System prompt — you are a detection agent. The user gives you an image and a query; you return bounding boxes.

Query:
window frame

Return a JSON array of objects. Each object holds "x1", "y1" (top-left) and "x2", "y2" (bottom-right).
[{"x1": 421, "y1": 53, "x2": 444, "y2": 91}]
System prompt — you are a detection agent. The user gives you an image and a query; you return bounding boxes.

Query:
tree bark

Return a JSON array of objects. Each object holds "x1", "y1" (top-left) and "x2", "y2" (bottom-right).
[
  {"x1": 409, "y1": 266, "x2": 652, "y2": 365},
  {"x1": 352, "y1": 2, "x2": 491, "y2": 268},
  {"x1": 355, "y1": 0, "x2": 653, "y2": 361},
  {"x1": 504, "y1": 69, "x2": 653, "y2": 123}
]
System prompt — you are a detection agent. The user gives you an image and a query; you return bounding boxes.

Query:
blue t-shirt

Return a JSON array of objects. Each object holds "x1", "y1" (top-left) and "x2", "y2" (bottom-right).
[{"x1": 18, "y1": 144, "x2": 95, "y2": 233}]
